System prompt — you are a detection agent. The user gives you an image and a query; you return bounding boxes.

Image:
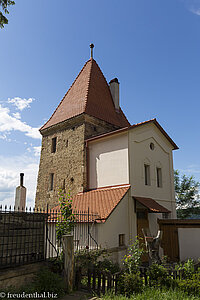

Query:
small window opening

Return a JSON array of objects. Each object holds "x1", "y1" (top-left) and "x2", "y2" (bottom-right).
[
  {"x1": 63, "y1": 179, "x2": 65, "y2": 190},
  {"x1": 94, "y1": 126, "x2": 97, "y2": 132},
  {"x1": 72, "y1": 127, "x2": 75, "y2": 131},
  {"x1": 49, "y1": 173, "x2": 54, "y2": 191},
  {"x1": 51, "y1": 137, "x2": 57, "y2": 153},
  {"x1": 144, "y1": 164, "x2": 150, "y2": 186},
  {"x1": 66, "y1": 140, "x2": 68, "y2": 147},
  {"x1": 157, "y1": 167, "x2": 162, "y2": 187},
  {"x1": 150, "y1": 142, "x2": 154, "y2": 150},
  {"x1": 70, "y1": 177, "x2": 74, "y2": 183},
  {"x1": 119, "y1": 234, "x2": 125, "y2": 247}
]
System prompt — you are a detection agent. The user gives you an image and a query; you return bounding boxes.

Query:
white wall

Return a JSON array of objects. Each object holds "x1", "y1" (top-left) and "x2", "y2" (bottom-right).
[
  {"x1": 89, "y1": 133, "x2": 129, "y2": 189},
  {"x1": 179, "y1": 228, "x2": 200, "y2": 262},
  {"x1": 129, "y1": 123, "x2": 176, "y2": 219},
  {"x1": 97, "y1": 191, "x2": 137, "y2": 249}
]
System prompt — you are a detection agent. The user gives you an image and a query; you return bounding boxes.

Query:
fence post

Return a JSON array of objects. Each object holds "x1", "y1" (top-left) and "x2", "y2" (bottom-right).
[{"x1": 62, "y1": 235, "x2": 74, "y2": 292}]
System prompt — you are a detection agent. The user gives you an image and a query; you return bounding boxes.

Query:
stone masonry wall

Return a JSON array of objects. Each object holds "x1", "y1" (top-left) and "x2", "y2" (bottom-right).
[
  {"x1": 35, "y1": 114, "x2": 119, "y2": 209},
  {"x1": 35, "y1": 119, "x2": 85, "y2": 209}
]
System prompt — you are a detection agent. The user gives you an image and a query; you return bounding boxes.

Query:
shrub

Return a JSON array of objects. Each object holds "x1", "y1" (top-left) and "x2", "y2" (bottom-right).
[
  {"x1": 48, "y1": 255, "x2": 64, "y2": 274},
  {"x1": 32, "y1": 267, "x2": 66, "y2": 297},
  {"x1": 118, "y1": 272, "x2": 143, "y2": 296},
  {"x1": 175, "y1": 259, "x2": 195, "y2": 279},
  {"x1": 97, "y1": 258, "x2": 120, "y2": 274},
  {"x1": 75, "y1": 248, "x2": 107, "y2": 271},
  {"x1": 175, "y1": 273, "x2": 200, "y2": 296},
  {"x1": 123, "y1": 237, "x2": 145, "y2": 274},
  {"x1": 147, "y1": 263, "x2": 172, "y2": 287}
]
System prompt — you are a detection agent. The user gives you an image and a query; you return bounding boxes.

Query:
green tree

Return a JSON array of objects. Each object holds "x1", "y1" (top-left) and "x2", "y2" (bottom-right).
[
  {"x1": 0, "y1": 0, "x2": 15, "y2": 28},
  {"x1": 174, "y1": 170, "x2": 200, "y2": 219}
]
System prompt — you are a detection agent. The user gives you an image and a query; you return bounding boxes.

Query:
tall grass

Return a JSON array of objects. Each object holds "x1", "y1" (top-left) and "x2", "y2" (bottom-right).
[{"x1": 102, "y1": 287, "x2": 199, "y2": 300}]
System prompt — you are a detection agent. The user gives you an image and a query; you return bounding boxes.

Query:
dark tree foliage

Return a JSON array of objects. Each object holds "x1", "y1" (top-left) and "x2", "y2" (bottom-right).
[
  {"x1": 0, "y1": 0, "x2": 15, "y2": 28},
  {"x1": 174, "y1": 170, "x2": 200, "y2": 219}
]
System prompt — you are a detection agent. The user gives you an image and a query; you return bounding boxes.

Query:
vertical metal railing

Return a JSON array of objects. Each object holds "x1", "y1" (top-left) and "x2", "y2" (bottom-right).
[
  {"x1": 0, "y1": 205, "x2": 48, "y2": 269},
  {"x1": 0, "y1": 204, "x2": 100, "y2": 269}
]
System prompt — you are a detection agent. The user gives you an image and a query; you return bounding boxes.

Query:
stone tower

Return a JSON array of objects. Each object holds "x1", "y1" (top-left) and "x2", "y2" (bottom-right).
[{"x1": 35, "y1": 57, "x2": 130, "y2": 208}]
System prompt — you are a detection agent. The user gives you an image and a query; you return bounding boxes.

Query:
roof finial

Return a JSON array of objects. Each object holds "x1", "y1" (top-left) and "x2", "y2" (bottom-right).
[{"x1": 90, "y1": 43, "x2": 94, "y2": 59}]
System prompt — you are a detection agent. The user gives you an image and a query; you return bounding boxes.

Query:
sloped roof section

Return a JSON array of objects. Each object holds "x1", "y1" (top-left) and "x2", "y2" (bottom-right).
[
  {"x1": 41, "y1": 59, "x2": 130, "y2": 131},
  {"x1": 52, "y1": 185, "x2": 130, "y2": 222},
  {"x1": 134, "y1": 196, "x2": 170, "y2": 213}
]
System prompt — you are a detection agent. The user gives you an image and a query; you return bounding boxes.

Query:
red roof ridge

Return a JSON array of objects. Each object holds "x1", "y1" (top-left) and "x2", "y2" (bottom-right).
[
  {"x1": 76, "y1": 184, "x2": 130, "y2": 195},
  {"x1": 40, "y1": 59, "x2": 92, "y2": 131}
]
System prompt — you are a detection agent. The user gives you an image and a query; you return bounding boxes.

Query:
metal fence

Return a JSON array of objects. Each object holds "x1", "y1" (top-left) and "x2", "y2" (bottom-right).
[
  {"x1": 0, "y1": 206, "x2": 47, "y2": 269},
  {"x1": 46, "y1": 207, "x2": 100, "y2": 259},
  {"x1": 0, "y1": 205, "x2": 100, "y2": 269}
]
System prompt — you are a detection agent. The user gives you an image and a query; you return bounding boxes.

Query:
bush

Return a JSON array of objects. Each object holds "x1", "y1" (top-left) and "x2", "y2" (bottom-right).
[
  {"x1": 118, "y1": 272, "x2": 143, "y2": 296},
  {"x1": 123, "y1": 238, "x2": 145, "y2": 274},
  {"x1": 97, "y1": 259, "x2": 120, "y2": 274},
  {"x1": 147, "y1": 263, "x2": 172, "y2": 287},
  {"x1": 175, "y1": 273, "x2": 200, "y2": 296},
  {"x1": 31, "y1": 267, "x2": 66, "y2": 297},
  {"x1": 175, "y1": 259, "x2": 195, "y2": 279},
  {"x1": 75, "y1": 248, "x2": 107, "y2": 271}
]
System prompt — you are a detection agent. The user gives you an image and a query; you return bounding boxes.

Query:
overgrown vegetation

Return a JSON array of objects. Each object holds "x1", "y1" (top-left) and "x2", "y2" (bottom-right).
[
  {"x1": 56, "y1": 189, "x2": 75, "y2": 247},
  {"x1": 122, "y1": 237, "x2": 145, "y2": 274},
  {"x1": 102, "y1": 287, "x2": 200, "y2": 300}
]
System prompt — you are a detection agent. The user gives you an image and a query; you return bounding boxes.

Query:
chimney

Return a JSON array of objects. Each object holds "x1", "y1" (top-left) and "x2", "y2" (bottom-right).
[
  {"x1": 109, "y1": 78, "x2": 119, "y2": 111},
  {"x1": 15, "y1": 173, "x2": 26, "y2": 211}
]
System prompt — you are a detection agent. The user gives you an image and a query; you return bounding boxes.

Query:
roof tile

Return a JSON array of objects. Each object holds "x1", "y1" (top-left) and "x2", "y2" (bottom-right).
[
  {"x1": 41, "y1": 59, "x2": 130, "y2": 131},
  {"x1": 52, "y1": 185, "x2": 130, "y2": 222}
]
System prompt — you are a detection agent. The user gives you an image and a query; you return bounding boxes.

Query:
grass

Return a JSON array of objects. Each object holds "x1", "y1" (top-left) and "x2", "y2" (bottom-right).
[{"x1": 101, "y1": 287, "x2": 200, "y2": 300}]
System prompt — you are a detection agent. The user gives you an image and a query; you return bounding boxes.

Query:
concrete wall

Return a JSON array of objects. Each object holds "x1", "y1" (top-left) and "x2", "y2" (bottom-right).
[
  {"x1": 97, "y1": 190, "x2": 137, "y2": 249},
  {"x1": 178, "y1": 228, "x2": 200, "y2": 262},
  {"x1": 88, "y1": 132, "x2": 129, "y2": 189}
]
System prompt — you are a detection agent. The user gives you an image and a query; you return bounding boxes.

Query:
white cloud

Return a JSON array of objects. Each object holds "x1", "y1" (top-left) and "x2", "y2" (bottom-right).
[
  {"x1": 0, "y1": 154, "x2": 40, "y2": 208},
  {"x1": 0, "y1": 104, "x2": 41, "y2": 139},
  {"x1": 33, "y1": 146, "x2": 41, "y2": 156},
  {"x1": 8, "y1": 97, "x2": 34, "y2": 111},
  {"x1": 12, "y1": 112, "x2": 21, "y2": 119}
]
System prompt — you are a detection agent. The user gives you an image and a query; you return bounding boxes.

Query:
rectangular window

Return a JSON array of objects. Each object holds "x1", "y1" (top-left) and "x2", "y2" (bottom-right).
[
  {"x1": 49, "y1": 173, "x2": 54, "y2": 191},
  {"x1": 156, "y1": 167, "x2": 162, "y2": 187},
  {"x1": 51, "y1": 137, "x2": 57, "y2": 153},
  {"x1": 144, "y1": 164, "x2": 150, "y2": 186},
  {"x1": 119, "y1": 234, "x2": 125, "y2": 246}
]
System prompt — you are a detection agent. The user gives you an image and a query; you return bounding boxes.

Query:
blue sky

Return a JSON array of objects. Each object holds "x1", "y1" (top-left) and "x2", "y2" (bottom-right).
[{"x1": 0, "y1": 0, "x2": 200, "y2": 207}]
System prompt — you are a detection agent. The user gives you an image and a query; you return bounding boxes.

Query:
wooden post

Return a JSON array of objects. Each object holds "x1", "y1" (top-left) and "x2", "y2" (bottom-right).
[{"x1": 62, "y1": 235, "x2": 74, "y2": 292}]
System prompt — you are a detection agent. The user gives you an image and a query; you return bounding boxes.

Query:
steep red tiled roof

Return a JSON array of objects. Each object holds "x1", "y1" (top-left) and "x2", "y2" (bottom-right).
[
  {"x1": 52, "y1": 185, "x2": 130, "y2": 222},
  {"x1": 41, "y1": 59, "x2": 130, "y2": 131}
]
